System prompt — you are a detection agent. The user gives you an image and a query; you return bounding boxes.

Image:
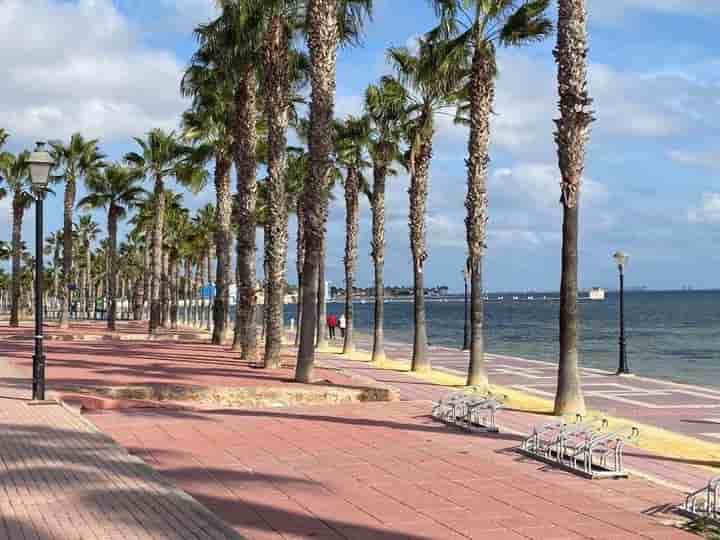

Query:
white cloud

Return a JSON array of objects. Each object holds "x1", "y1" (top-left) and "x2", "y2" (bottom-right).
[
  {"x1": 0, "y1": 0, "x2": 187, "y2": 143},
  {"x1": 491, "y1": 163, "x2": 609, "y2": 211},
  {"x1": 689, "y1": 193, "x2": 720, "y2": 225}
]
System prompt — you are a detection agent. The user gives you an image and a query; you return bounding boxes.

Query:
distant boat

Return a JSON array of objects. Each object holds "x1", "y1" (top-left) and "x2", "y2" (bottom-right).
[
  {"x1": 497, "y1": 296, "x2": 504, "y2": 301},
  {"x1": 588, "y1": 287, "x2": 606, "y2": 301}
]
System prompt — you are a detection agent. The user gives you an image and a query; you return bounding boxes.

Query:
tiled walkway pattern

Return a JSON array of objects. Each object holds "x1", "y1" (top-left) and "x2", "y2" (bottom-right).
[
  {"x1": 90, "y1": 401, "x2": 698, "y2": 540},
  {"x1": 0, "y1": 362, "x2": 242, "y2": 540}
]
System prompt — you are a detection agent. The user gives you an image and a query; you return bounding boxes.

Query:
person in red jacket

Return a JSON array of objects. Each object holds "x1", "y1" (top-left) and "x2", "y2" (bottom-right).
[{"x1": 327, "y1": 313, "x2": 338, "y2": 339}]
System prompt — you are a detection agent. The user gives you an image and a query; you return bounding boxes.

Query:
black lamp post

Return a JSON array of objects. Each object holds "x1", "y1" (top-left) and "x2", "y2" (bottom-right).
[
  {"x1": 28, "y1": 142, "x2": 54, "y2": 401},
  {"x1": 614, "y1": 251, "x2": 630, "y2": 375},
  {"x1": 462, "y1": 259, "x2": 470, "y2": 351}
]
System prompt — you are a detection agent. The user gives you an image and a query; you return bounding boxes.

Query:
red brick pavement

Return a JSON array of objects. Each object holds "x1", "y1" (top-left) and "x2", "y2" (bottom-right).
[
  {"x1": 0, "y1": 359, "x2": 242, "y2": 540},
  {"x1": 0, "y1": 322, "x2": 707, "y2": 539},
  {"x1": 89, "y1": 401, "x2": 698, "y2": 540}
]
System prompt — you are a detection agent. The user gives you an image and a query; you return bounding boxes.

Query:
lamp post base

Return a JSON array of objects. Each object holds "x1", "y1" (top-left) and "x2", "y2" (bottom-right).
[{"x1": 615, "y1": 371, "x2": 635, "y2": 377}]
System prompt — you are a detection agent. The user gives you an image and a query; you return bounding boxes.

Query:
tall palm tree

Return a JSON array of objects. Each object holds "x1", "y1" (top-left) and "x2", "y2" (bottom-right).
[
  {"x1": 387, "y1": 37, "x2": 468, "y2": 372},
  {"x1": 44, "y1": 229, "x2": 63, "y2": 309},
  {"x1": 78, "y1": 165, "x2": 146, "y2": 330},
  {"x1": 251, "y1": 0, "x2": 309, "y2": 369},
  {"x1": 193, "y1": 203, "x2": 217, "y2": 328},
  {"x1": 125, "y1": 129, "x2": 206, "y2": 335},
  {"x1": 0, "y1": 151, "x2": 32, "y2": 327},
  {"x1": 296, "y1": 0, "x2": 373, "y2": 382},
  {"x1": 554, "y1": 0, "x2": 592, "y2": 415},
  {"x1": 335, "y1": 116, "x2": 371, "y2": 355},
  {"x1": 74, "y1": 215, "x2": 101, "y2": 317},
  {"x1": 431, "y1": 0, "x2": 552, "y2": 387},
  {"x1": 51, "y1": 134, "x2": 104, "y2": 328},
  {"x1": 182, "y1": 37, "x2": 236, "y2": 345},
  {"x1": 364, "y1": 77, "x2": 406, "y2": 364},
  {"x1": 204, "y1": 1, "x2": 265, "y2": 359}
]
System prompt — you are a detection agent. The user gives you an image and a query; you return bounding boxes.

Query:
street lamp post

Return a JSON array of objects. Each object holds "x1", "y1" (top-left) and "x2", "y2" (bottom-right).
[
  {"x1": 613, "y1": 251, "x2": 630, "y2": 375},
  {"x1": 28, "y1": 142, "x2": 54, "y2": 401},
  {"x1": 462, "y1": 259, "x2": 470, "y2": 351}
]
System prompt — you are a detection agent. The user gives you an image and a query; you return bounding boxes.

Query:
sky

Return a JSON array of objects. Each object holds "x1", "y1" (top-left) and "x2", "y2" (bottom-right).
[{"x1": 1, "y1": 0, "x2": 719, "y2": 293}]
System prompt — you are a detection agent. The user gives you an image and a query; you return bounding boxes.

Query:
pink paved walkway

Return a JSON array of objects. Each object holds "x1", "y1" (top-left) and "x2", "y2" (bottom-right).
[
  {"x1": 0, "y1": 358, "x2": 242, "y2": 540},
  {"x1": 0, "y1": 322, "x2": 707, "y2": 539},
  {"x1": 89, "y1": 401, "x2": 697, "y2": 540}
]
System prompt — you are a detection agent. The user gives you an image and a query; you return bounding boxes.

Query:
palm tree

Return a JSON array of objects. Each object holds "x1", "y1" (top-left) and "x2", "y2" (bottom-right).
[
  {"x1": 0, "y1": 129, "x2": 9, "y2": 151},
  {"x1": 44, "y1": 230, "x2": 64, "y2": 310},
  {"x1": 0, "y1": 151, "x2": 32, "y2": 327},
  {"x1": 335, "y1": 116, "x2": 371, "y2": 355},
  {"x1": 296, "y1": 0, "x2": 373, "y2": 382},
  {"x1": 387, "y1": 37, "x2": 468, "y2": 372},
  {"x1": 364, "y1": 77, "x2": 406, "y2": 364},
  {"x1": 164, "y1": 199, "x2": 191, "y2": 330},
  {"x1": 125, "y1": 129, "x2": 206, "y2": 335},
  {"x1": 203, "y1": 1, "x2": 265, "y2": 359},
  {"x1": 553, "y1": 0, "x2": 592, "y2": 416},
  {"x1": 182, "y1": 37, "x2": 236, "y2": 345},
  {"x1": 193, "y1": 203, "x2": 217, "y2": 328},
  {"x1": 431, "y1": 0, "x2": 552, "y2": 387},
  {"x1": 248, "y1": 0, "x2": 310, "y2": 369},
  {"x1": 51, "y1": 134, "x2": 104, "y2": 328},
  {"x1": 74, "y1": 215, "x2": 101, "y2": 317},
  {"x1": 78, "y1": 165, "x2": 146, "y2": 330}
]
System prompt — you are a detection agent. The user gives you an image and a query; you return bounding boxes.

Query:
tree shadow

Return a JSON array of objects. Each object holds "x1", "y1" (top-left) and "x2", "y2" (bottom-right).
[{"x1": 0, "y1": 420, "x2": 441, "y2": 540}]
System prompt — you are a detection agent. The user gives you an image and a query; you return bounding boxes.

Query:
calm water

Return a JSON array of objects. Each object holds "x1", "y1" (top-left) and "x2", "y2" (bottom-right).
[{"x1": 286, "y1": 291, "x2": 720, "y2": 388}]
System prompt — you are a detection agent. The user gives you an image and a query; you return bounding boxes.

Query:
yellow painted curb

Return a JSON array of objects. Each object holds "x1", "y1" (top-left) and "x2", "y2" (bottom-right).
[{"x1": 325, "y1": 349, "x2": 720, "y2": 471}]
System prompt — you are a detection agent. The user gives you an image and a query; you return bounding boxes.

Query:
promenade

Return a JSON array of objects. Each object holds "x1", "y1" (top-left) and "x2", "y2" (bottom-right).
[{"x1": 0, "y1": 321, "x2": 710, "y2": 539}]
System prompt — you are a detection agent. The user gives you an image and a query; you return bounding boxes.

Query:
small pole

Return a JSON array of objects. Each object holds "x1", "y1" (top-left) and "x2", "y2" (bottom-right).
[
  {"x1": 617, "y1": 264, "x2": 630, "y2": 375},
  {"x1": 33, "y1": 191, "x2": 46, "y2": 400}
]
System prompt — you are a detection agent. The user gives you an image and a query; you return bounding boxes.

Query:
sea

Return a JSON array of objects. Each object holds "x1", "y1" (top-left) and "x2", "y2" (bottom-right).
[{"x1": 285, "y1": 290, "x2": 720, "y2": 388}]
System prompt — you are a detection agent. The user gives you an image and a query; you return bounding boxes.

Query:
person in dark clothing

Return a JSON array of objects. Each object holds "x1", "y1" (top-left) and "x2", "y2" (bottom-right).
[{"x1": 327, "y1": 314, "x2": 338, "y2": 339}]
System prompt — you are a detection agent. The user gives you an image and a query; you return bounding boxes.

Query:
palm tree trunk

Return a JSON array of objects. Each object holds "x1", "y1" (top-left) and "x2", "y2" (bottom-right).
[
  {"x1": 296, "y1": 0, "x2": 339, "y2": 382},
  {"x1": 170, "y1": 255, "x2": 179, "y2": 330},
  {"x1": 262, "y1": 15, "x2": 291, "y2": 369},
  {"x1": 294, "y1": 199, "x2": 305, "y2": 347},
  {"x1": 410, "y1": 138, "x2": 432, "y2": 372},
  {"x1": 205, "y1": 245, "x2": 213, "y2": 330},
  {"x1": 58, "y1": 177, "x2": 75, "y2": 329},
  {"x1": 9, "y1": 194, "x2": 23, "y2": 328},
  {"x1": 85, "y1": 245, "x2": 91, "y2": 317},
  {"x1": 79, "y1": 253, "x2": 85, "y2": 319},
  {"x1": 107, "y1": 209, "x2": 118, "y2": 331},
  {"x1": 371, "y1": 164, "x2": 387, "y2": 363},
  {"x1": 149, "y1": 176, "x2": 165, "y2": 334},
  {"x1": 143, "y1": 228, "x2": 150, "y2": 320},
  {"x1": 554, "y1": 0, "x2": 592, "y2": 416},
  {"x1": 316, "y1": 248, "x2": 327, "y2": 348},
  {"x1": 233, "y1": 71, "x2": 259, "y2": 359},
  {"x1": 343, "y1": 168, "x2": 360, "y2": 354},
  {"x1": 465, "y1": 49, "x2": 494, "y2": 389},
  {"x1": 212, "y1": 152, "x2": 232, "y2": 344},
  {"x1": 161, "y1": 250, "x2": 170, "y2": 329}
]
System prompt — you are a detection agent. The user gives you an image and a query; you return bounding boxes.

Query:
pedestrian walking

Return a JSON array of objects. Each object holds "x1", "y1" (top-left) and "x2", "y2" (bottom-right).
[
  {"x1": 339, "y1": 314, "x2": 346, "y2": 338},
  {"x1": 327, "y1": 313, "x2": 337, "y2": 339}
]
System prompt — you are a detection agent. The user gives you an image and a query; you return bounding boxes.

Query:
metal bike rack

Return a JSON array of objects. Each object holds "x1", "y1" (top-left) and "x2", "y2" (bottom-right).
[
  {"x1": 432, "y1": 390, "x2": 504, "y2": 433},
  {"x1": 682, "y1": 477, "x2": 720, "y2": 522},
  {"x1": 519, "y1": 415, "x2": 639, "y2": 479}
]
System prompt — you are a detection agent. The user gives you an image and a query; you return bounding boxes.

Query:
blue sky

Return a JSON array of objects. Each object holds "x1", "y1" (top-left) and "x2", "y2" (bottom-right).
[{"x1": 2, "y1": 0, "x2": 720, "y2": 292}]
